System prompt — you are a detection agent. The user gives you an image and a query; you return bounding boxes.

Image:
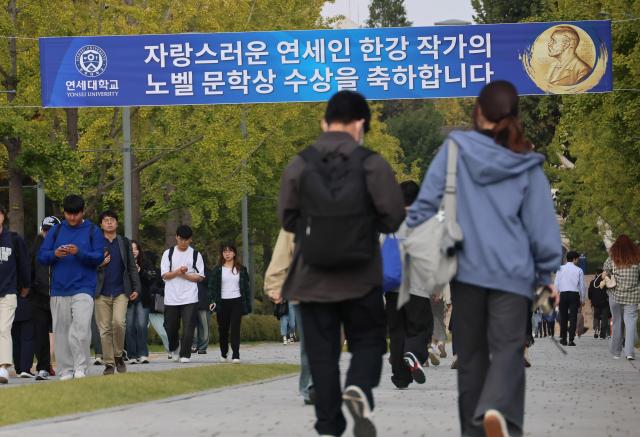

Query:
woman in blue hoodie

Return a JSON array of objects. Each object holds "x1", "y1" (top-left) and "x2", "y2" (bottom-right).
[{"x1": 407, "y1": 81, "x2": 562, "y2": 437}]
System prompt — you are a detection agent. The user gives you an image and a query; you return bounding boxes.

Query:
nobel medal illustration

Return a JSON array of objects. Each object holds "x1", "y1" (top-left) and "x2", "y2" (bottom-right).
[{"x1": 522, "y1": 24, "x2": 607, "y2": 94}]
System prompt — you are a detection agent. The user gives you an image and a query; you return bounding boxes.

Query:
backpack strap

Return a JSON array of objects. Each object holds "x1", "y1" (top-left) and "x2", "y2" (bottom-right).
[
  {"x1": 52, "y1": 224, "x2": 61, "y2": 246},
  {"x1": 192, "y1": 249, "x2": 199, "y2": 274},
  {"x1": 168, "y1": 246, "x2": 175, "y2": 271}
]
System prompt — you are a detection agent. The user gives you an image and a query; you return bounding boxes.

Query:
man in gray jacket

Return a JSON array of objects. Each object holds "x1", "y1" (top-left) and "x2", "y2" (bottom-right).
[
  {"x1": 95, "y1": 211, "x2": 141, "y2": 375},
  {"x1": 279, "y1": 91, "x2": 405, "y2": 437}
]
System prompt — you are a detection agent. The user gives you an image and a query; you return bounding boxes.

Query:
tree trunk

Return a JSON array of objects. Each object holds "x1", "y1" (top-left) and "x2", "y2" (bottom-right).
[
  {"x1": 65, "y1": 108, "x2": 79, "y2": 150},
  {"x1": 7, "y1": 139, "x2": 24, "y2": 235},
  {"x1": 164, "y1": 209, "x2": 179, "y2": 247}
]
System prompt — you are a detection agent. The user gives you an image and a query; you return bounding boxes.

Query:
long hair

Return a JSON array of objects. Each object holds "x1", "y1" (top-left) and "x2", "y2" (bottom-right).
[
  {"x1": 473, "y1": 81, "x2": 533, "y2": 153},
  {"x1": 131, "y1": 239, "x2": 143, "y2": 265},
  {"x1": 609, "y1": 235, "x2": 640, "y2": 268},
  {"x1": 218, "y1": 242, "x2": 242, "y2": 274}
]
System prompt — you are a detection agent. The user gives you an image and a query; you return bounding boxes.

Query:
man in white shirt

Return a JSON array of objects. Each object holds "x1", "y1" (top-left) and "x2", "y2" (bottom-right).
[
  {"x1": 161, "y1": 225, "x2": 204, "y2": 363},
  {"x1": 554, "y1": 251, "x2": 585, "y2": 346}
]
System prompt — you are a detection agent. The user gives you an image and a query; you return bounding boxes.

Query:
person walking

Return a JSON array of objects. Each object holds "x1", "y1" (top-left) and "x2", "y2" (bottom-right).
[
  {"x1": 588, "y1": 269, "x2": 609, "y2": 339},
  {"x1": 30, "y1": 216, "x2": 60, "y2": 380},
  {"x1": 266, "y1": 228, "x2": 315, "y2": 405},
  {"x1": 160, "y1": 225, "x2": 205, "y2": 363},
  {"x1": 384, "y1": 180, "x2": 432, "y2": 389},
  {"x1": 603, "y1": 235, "x2": 640, "y2": 360},
  {"x1": 279, "y1": 90, "x2": 405, "y2": 437},
  {"x1": 0, "y1": 204, "x2": 31, "y2": 384},
  {"x1": 191, "y1": 257, "x2": 211, "y2": 355},
  {"x1": 276, "y1": 301, "x2": 296, "y2": 345},
  {"x1": 406, "y1": 81, "x2": 562, "y2": 437},
  {"x1": 208, "y1": 243, "x2": 252, "y2": 363},
  {"x1": 146, "y1": 251, "x2": 172, "y2": 358},
  {"x1": 94, "y1": 211, "x2": 141, "y2": 375},
  {"x1": 125, "y1": 240, "x2": 155, "y2": 364},
  {"x1": 38, "y1": 195, "x2": 105, "y2": 380},
  {"x1": 555, "y1": 251, "x2": 586, "y2": 346}
]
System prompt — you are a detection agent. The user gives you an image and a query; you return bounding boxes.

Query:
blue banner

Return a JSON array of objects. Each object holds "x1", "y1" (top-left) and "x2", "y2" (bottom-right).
[{"x1": 39, "y1": 20, "x2": 612, "y2": 108}]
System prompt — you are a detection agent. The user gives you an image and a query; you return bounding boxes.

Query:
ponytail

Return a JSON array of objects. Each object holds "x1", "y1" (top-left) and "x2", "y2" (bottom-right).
[{"x1": 492, "y1": 115, "x2": 532, "y2": 153}]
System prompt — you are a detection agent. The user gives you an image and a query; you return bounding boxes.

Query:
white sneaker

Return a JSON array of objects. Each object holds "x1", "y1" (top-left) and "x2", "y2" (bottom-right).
[
  {"x1": 19, "y1": 371, "x2": 35, "y2": 378},
  {"x1": 626, "y1": 356, "x2": 635, "y2": 361},
  {"x1": 342, "y1": 385, "x2": 375, "y2": 437},
  {"x1": 172, "y1": 349, "x2": 180, "y2": 362},
  {"x1": 0, "y1": 367, "x2": 9, "y2": 384},
  {"x1": 36, "y1": 370, "x2": 50, "y2": 381},
  {"x1": 129, "y1": 358, "x2": 138, "y2": 364},
  {"x1": 179, "y1": 357, "x2": 191, "y2": 364},
  {"x1": 93, "y1": 356, "x2": 103, "y2": 365},
  {"x1": 220, "y1": 356, "x2": 228, "y2": 363},
  {"x1": 139, "y1": 356, "x2": 149, "y2": 364},
  {"x1": 283, "y1": 336, "x2": 288, "y2": 345},
  {"x1": 232, "y1": 358, "x2": 240, "y2": 364},
  {"x1": 73, "y1": 370, "x2": 86, "y2": 379},
  {"x1": 60, "y1": 372, "x2": 74, "y2": 381}
]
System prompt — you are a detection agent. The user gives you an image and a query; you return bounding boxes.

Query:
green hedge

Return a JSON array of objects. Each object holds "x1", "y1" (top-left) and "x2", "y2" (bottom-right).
[{"x1": 147, "y1": 313, "x2": 280, "y2": 345}]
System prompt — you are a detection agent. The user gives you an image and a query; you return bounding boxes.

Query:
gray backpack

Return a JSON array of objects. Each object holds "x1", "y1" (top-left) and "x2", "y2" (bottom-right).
[{"x1": 398, "y1": 139, "x2": 463, "y2": 309}]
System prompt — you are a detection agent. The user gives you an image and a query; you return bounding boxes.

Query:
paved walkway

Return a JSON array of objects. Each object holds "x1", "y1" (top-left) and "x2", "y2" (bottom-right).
[{"x1": 1, "y1": 336, "x2": 638, "y2": 436}]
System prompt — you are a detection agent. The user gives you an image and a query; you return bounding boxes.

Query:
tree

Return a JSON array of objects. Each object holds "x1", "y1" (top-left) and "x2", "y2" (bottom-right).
[
  {"x1": 471, "y1": 0, "x2": 544, "y2": 23},
  {"x1": 367, "y1": 0, "x2": 412, "y2": 28}
]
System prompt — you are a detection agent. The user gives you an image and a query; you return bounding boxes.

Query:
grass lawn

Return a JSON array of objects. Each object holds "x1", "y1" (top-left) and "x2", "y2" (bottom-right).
[{"x1": 0, "y1": 363, "x2": 298, "y2": 427}]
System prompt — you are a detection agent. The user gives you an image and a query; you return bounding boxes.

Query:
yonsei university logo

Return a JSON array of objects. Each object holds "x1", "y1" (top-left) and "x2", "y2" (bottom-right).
[{"x1": 75, "y1": 45, "x2": 108, "y2": 77}]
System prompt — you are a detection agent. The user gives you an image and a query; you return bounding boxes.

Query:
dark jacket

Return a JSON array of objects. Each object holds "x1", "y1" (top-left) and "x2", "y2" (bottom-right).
[
  {"x1": 0, "y1": 227, "x2": 30, "y2": 297},
  {"x1": 278, "y1": 131, "x2": 405, "y2": 303},
  {"x1": 29, "y1": 235, "x2": 51, "y2": 311},
  {"x1": 95, "y1": 234, "x2": 141, "y2": 298},
  {"x1": 208, "y1": 265, "x2": 252, "y2": 315},
  {"x1": 37, "y1": 220, "x2": 105, "y2": 297},
  {"x1": 588, "y1": 276, "x2": 609, "y2": 308},
  {"x1": 133, "y1": 257, "x2": 159, "y2": 309},
  {"x1": 197, "y1": 267, "x2": 210, "y2": 311}
]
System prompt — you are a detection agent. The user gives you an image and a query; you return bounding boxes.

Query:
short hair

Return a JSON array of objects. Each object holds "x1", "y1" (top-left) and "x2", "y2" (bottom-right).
[
  {"x1": 99, "y1": 210, "x2": 118, "y2": 223},
  {"x1": 553, "y1": 26, "x2": 580, "y2": 49},
  {"x1": 566, "y1": 251, "x2": 580, "y2": 262},
  {"x1": 176, "y1": 225, "x2": 193, "y2": 239},
  {"x1": 325, "y1": 90, "x2": 371, "y2": 133},
  {"x1": 0, "y1": 204, "x2": 6, "y2": 217},
  {"x1": 63, "y1": 195, "x2": 85, "y2": 213},
  {"x1": 400, "y1": 181, "x2": 420, "y2": 207}
]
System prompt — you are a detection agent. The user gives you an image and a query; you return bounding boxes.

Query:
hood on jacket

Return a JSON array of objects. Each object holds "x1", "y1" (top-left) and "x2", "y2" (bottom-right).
[{"x1": 449, "y1": 130, "x2": 545, "y2": 186}]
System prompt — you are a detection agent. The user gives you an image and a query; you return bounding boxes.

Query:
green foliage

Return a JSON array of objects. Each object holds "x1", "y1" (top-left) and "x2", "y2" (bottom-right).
[
  {"x1": 471, "y1": 0, "x2": 544, "y2": 23},
  {"x1": 385, "y1": 101, "x2": 444, "y2": 177},
  {"x1": 367, "y1": 0, "x2": 412, "y2": 28},
  {"x1": 541, "y1": 0, "x2": 640, "y2": 259}
]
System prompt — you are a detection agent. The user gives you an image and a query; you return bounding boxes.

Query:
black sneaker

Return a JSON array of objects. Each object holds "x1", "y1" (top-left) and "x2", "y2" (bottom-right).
[
  {"x1": 308, "y1": 385, "x2": 316, "y2": 404},
  {"x1": 403, "y1": 352, "x2": 426, "y2": 384},
  {"x1": 560, "y1": 339, "x2": 567, "y2": 346},
  {"x1": 103, "y1": 365, "x2": 115, "y2": 375},
  {"x1": 115, "y1": 356, "x2": 127, "y2": 373},
  {"x1": 197, "y1": 350, "x2": 207, "y2": 354},
  {"x1": 342, "y1": 385, "x2": 376, "y2": 437},
  {"x1": 391, "y1": 376, "x2": 411, "y2": 390},
  {"x1": 568, "y1": 340, "x2": 576, "y2": 346}
]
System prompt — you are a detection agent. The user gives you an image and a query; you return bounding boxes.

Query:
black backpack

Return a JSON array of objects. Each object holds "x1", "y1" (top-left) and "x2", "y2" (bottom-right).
[
  {"x1": 167, "y1": 246, "x2": 200, "y2": 273},
  {"x1": 297, "y1": 145, "x2": 376, "y2": 268}
]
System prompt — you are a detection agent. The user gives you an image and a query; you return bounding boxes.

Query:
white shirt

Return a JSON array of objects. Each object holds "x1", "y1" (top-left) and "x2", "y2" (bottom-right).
[
  {"x1": 554, "y1": 262, "x2": 586, "y2": 302},
  {"x1": 221, "y1": 266, "x2": 241, "y2": 299},
  {"x1": 161, "y1": 246, "x2": 204, "y2": 306}
]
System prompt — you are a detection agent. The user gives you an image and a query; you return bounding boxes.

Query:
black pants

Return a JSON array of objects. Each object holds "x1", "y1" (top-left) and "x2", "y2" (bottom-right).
[
  {"x1": 31, "y1": 305, "x2": 52, "y2": 372},
  {"x1": 12, "y1": 319, "x2": 34, "y2": 374},
  {"x1": 301, "y1": 288, "x2": 387, "y2": 436},
  {"x1": 164, "y1": 303, "x2": 197, "y2": 359},
  {"x1": 217, "y1": 298, "x2": 243, "y2": 359},
  {"x1": 594, "y1": 305, "x2": 611, "y2": 338},
  {"x1": 559, "y1": 292, "x2": 580, "y2": 342},
  {"x1": 451, "y1": 281, "x2": 528, "y2": 437},
  {"x1": 545, "y1": 320, "x2": 555, "y2": 337},
  {"x1": 385, "y1": 292, "x2": 433, "y2": 386}
]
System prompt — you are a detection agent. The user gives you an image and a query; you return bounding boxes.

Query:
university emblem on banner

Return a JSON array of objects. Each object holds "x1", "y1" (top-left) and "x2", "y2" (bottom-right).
[
  {"x1": 521, "y1": 24, "x2": 608, "y2": 94},
  {"x1": 75, "y1": 45, "x2": 108, "y2": 77}
]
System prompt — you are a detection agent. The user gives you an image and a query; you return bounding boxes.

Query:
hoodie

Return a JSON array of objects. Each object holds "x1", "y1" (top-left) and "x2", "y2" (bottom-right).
[
  {"x1": 37, "y1": 220, "x2": 106, "y2": 297},
  {"x1": 0, "y1": 227, "x2": 30, "y2": 297},
  {"x1": 407, "y1": 130, "x2": 562, "y2": 299}
]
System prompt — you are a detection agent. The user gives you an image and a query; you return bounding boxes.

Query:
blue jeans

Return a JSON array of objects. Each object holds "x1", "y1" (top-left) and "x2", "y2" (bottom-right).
[
  {"x1": 292, "y1": 304, "x2": 312, "y2": 400},
  {"x1": 149, "y1": 313, "x2": 170, "y2": 353},
  {"x1": 125, "y1": 301, "x2": 150, "y2": 359},
  {"x1": 280, "y1": 302, "x2": 296, "y2": 337},
  {"x1": 192, "y1": 309, "x2": 211, "y2": 352}
]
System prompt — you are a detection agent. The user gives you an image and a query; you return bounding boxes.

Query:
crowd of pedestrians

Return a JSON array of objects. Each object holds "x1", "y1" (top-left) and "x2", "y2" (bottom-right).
[{"x1": 0, "y1": 86, "x2": 638, "y2": 437}]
